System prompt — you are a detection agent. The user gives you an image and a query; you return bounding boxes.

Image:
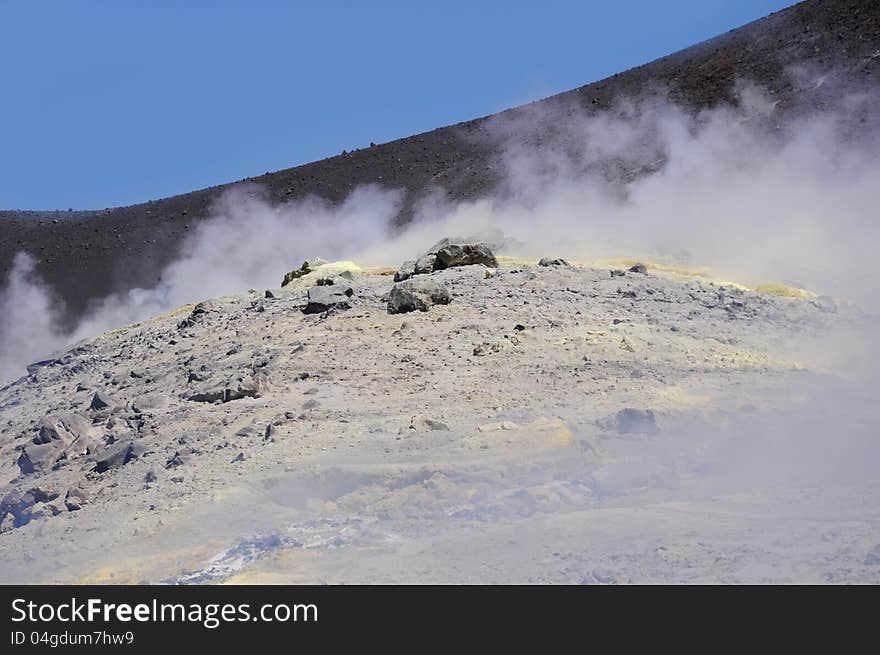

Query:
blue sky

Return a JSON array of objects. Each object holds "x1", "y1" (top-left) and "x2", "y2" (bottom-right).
[{"x1": 1, "y1": 0, "x2": 794, "y2": 210}]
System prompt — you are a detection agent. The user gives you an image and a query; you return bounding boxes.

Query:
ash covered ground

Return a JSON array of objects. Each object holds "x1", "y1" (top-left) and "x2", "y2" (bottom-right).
[{"x1": 1, "y1": 249, "x2": 878, "y2": 583}]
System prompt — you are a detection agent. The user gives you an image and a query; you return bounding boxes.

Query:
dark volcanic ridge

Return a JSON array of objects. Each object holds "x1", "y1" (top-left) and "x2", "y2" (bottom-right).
[{"x1": 1, "y1": 0, "x2": 879, "y2": 327}]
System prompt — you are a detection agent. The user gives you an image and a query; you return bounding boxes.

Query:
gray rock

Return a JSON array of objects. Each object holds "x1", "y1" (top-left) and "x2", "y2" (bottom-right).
[
  {"x1": 303, "y1": 284, "x2": 354, "y2": 314},
  {"x1": 64, "y1": 488, "x2": 86, "y2": 511},
  {"x1": 394, "y1": 260, "x2": 416, "y2": 282},
  {"x1": 0, "y1": 487, "x2": 60, "y2": 530},
  {"x1": 434, "y1": 243, "x2": 497, "y2": 270},
  {"x1": 610, "y1": 269, "x2": 626, "y2": 278},
  {"x1": 89, "y1": 391, "x2": 113, "y2": 412},
  {"x1": 629, "y1": 263, "x2": 648, "y2": 274},
  {"x1": 93, "y1": 441, "x2": 143, "y2": 474},
  {"x1": 538, "y1": 257, "x2": 570, "y2": 267},
  {"x1": 387, "y1": 279, "x2": 452, "y2": 314},
  {"x1": 165, "y1": 451, "x2": 186, "y2": 469},
  {"x1": 865, "y1": 544, "x2": 880, "y2": 565},
  {"x1": 34, "y1": 413, "x2": 92, "y2": 448},
  {"x1": 17, "y1": 442, "x2": 64, "y2": 476},
  {"x1": 414, "y1": 253, "x2": 437, "y2": 275}
]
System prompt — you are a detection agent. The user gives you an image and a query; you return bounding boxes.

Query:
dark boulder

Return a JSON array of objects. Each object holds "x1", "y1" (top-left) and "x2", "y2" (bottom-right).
[
  {"x1": 387, "y1": 278, "x2": 452, "y2": 314},
  {"x1": 434, "y1": 243, "x2": 497, "y2": 270}
]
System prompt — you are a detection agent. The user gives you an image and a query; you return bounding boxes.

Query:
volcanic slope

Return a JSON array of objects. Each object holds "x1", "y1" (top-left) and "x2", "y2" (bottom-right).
[{"x1": 2, "y1": 0, "x2": 879, "y2": 327}]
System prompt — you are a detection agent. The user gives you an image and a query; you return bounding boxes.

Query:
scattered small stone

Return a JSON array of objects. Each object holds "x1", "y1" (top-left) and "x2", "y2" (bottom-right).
[
  {"x1": 628, "y1": 263, "x2": 648, "y2": 274},
  {"x1": 610, "y1": 269, "x2": 626, "y2": 278},
  {"x1": 409, "y1": 415, "x2": 450, "y2": 432},
  {"x1": 473, "y1": 337, "x2": 517, "y2": 356},
  {"x1": 231, "y1": 452, "x2": 247, "y2": 463},
  {"x1": 165, "y1": 451, "x2": 186, "y2": 469}
]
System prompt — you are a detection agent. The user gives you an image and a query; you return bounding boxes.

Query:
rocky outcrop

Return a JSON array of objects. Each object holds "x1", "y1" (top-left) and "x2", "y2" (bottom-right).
[
  {"x1": 394, "y1": 238, "x2": 498, "y2": 280},
  {"x1": 177, "y1": 301, "x2": 215, "y2": 329},
  {"x1": 281, "y1": 258, "x2": 329, "y2": 287},
  {"x1": 387, "y1": 278, "x2": 451, "y2": 314}
]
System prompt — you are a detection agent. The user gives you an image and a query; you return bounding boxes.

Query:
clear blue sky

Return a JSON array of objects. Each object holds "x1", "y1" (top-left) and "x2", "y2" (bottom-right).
[{"x1": 1, "y1": 0, "x2": 794, "y2": 210}]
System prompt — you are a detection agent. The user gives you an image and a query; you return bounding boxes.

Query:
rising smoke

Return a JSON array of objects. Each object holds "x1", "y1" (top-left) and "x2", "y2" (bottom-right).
[{"x1": 1, "y1": 78, "x2": 878, "y2": 383}]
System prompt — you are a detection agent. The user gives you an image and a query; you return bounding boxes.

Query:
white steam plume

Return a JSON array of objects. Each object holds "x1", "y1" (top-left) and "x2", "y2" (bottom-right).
[{"x1": 1, "y1": 79, "x2": 878, "y2": 382}]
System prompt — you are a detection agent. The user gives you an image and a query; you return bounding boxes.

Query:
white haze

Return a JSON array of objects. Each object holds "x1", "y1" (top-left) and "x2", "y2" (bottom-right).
[{"x1": 1, "y1": 82, "x2": 878, "y2": 382}]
